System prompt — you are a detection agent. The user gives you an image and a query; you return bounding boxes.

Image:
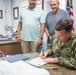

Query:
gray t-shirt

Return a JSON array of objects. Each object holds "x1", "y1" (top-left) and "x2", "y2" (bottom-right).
[{"x1": 45, "y1": 9, "x2": 70, "y2": 35}]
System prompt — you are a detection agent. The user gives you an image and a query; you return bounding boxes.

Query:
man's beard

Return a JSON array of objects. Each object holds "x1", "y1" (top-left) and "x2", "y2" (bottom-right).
[{"x1": 29, "y1": 3, "x2": 36, "y2": 9}]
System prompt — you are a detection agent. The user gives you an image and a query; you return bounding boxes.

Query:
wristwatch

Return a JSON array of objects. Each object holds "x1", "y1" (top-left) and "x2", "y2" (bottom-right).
[
  {"x1": 40, "y1": 37, "x2": 43, "y2": 39},
  {"x1": 48, "y1": 34, "x2": 52, "y2": 38}
]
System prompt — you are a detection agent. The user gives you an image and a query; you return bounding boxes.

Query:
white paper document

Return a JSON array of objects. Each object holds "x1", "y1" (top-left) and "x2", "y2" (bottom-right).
[
  {"x1": 26, "y1": 57, "x2": 47, "y2": 67},
  {"x1": 0, "y1": 60, "x2": 50, "y2": 75},
  {"x1": 0, "y1": 60, "x2": 17, "y2": 75}
]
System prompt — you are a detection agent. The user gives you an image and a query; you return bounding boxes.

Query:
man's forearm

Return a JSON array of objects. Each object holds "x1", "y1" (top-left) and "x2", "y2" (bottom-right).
[
  {"x1": 58, "y1": 57, "x2": 76, "y2": 68},
  {"x1": 45, "y1": 28, "x2": 52, "y2": 38},
  {"x1": 17, "y1": 22, "x2": 22, "y2": 36},
  {"x1": 40, "y1": 23, "x2": 45, "y2": 38}
]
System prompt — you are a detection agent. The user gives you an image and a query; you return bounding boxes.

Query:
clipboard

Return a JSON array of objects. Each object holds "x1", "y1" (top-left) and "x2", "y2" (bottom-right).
[{"x1": 26, "y1": 57, "x2": 46, "y2": 67}]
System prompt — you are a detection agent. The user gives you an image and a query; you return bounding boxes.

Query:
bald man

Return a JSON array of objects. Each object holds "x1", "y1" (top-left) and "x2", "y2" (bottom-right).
[{"x1": 45, "y1": 0, "x2": 70, "y2": 44}]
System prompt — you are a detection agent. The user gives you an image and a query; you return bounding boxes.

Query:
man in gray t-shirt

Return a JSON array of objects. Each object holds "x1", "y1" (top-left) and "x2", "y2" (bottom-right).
[{"x1": 45, "y1": 0, "x2": 70, "y2": 44}]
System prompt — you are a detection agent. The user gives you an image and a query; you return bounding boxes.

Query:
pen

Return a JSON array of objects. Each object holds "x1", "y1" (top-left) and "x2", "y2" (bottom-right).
[
  {"x1": 41, "y1": 50, "x2": 44, "y2": 56},
  {"x1": 39, "y1": 44, "x2": 45, "y2": 58},
  {"x1": 41, "y1": 48, "x2": 44, "y2": 56}
]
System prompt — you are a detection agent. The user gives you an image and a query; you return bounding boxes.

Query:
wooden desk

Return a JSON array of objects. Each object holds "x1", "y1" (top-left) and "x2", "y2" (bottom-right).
[
  {"x1": 45, "y1": 63, "x2": 76, "y2": 75},
  {"x1": 0, "y1": 40, "x2": 22, "y2": 55},
  {"x1": 26, "y1": 52, "x2": 76, "y2": 75}
]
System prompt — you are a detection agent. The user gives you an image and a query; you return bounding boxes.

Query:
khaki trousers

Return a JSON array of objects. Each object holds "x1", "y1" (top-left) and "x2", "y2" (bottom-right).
[{"x1": 21, "y1": 40, "x2": 38, "y2": 54}]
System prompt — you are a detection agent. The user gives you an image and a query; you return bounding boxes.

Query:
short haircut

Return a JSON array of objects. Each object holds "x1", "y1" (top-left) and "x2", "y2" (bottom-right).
[
  {"x1": 55, "y1": 18, "x2": 73, "y2": 32},
  {"x1": 50, "y1": 0, "x2": 59, "y2": 3}
]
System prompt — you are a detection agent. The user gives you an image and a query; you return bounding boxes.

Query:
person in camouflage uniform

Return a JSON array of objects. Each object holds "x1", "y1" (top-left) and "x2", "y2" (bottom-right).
[{"x1": 40, "y1": 18, "x2": 76, "y2": 69}]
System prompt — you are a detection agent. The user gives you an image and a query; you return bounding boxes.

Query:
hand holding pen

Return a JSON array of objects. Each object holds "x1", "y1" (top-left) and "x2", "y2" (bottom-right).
[
  {"x1": 39, "y1": 44, "x2": 48, "y2": 59},
  {"x1": 40, "y1": 49, "x2": 48, "y2": 59},
  {"x1": 40, "y1": 52, "x2": 47, "y2": 59}
]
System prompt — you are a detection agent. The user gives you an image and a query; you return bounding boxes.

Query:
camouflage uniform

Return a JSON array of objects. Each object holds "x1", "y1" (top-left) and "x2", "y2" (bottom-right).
[{"x1": 47, "y1": 33, "x2": 76, "y2": 69}]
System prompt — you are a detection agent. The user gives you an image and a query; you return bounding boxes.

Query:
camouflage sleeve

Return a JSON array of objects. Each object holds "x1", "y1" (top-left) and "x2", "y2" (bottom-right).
[{"x1": 58, "y1": 40, "x2": 76, "y2": 69}]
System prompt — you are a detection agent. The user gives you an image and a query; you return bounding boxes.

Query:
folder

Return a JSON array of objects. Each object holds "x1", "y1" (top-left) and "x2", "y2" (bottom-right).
[{"x1": 2, "y1": 54, "x2": 29, "y2": 63}]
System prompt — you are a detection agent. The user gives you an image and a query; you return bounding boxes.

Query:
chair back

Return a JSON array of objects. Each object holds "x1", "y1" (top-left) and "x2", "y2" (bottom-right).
[{"x1": 0, "y1": 50, "x2": 5, "y2": 57}]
